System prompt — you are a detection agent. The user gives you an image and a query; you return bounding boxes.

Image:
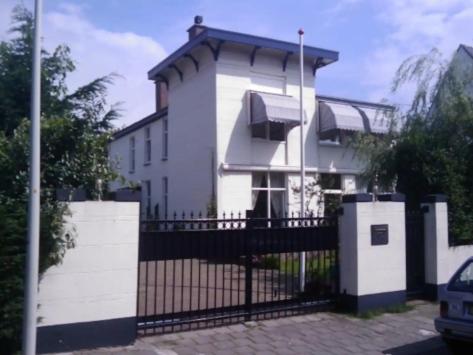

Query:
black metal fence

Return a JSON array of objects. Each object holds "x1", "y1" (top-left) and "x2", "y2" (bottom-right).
[{"x1": 137, "y1": 213, "x2": 339, "y2": 335}]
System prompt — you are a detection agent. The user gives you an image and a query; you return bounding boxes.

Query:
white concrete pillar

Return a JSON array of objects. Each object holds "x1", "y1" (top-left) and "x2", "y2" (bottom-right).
[
  {"x1": 422, "y1": 194, "x2": 473, "y2": 300},
  {"x1": 36, "y1": 199, "x2": 140, "y2": 353},
  {"x1": 339, "y1": 193, "x2": 406, "y2": 313}
]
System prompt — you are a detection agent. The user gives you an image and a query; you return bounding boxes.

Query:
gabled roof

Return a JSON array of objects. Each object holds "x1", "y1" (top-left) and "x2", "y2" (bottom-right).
[
  {"x1": 148, "y1": 27, "x2": 339, "y2": 81},
  {"x1": 459, "y1": 44, "x2": 473, "y2": 60},
  {"x1": 113, "y1": 108, "x2": 167, "y2": 140}
]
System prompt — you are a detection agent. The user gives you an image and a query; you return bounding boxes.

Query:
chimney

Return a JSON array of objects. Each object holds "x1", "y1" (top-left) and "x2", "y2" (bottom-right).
[{"x1": 187, "y1": 15, "x2": 205, "y2": 40}]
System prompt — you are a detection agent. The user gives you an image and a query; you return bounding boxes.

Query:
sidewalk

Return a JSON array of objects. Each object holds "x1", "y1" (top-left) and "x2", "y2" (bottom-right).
[{"x1": 74, "y1": 302, "x2": 457, "y2": 355}]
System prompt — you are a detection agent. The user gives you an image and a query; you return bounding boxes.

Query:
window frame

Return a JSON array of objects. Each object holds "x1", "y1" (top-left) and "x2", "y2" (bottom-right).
[
  {"x1": 251, "y1": 172, "x2": 286, "y2": 219},
  {"x1": 251, "y1": 121, "x2": 287, "y2": 142},
  {"x1": 129, "y1": 136, "x2": 136, "y2": 173},
  {"x1": 162, "y1": 117, "x2": 168, "y2": 160},
  {"x1": 162, "y1": 176, "x2": 168, "y2": 218},
  {"x1": 144, "y1": 180, "x2": 151, "y2": 218},
  {"x1": 144, "y1": 127, "x2": 151, "y2": 165}
]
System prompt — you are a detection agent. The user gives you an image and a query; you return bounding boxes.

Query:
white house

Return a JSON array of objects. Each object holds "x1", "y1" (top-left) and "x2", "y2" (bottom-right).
[{"x1": 109, "y1": 17, "x2": 393, "y2": 218}]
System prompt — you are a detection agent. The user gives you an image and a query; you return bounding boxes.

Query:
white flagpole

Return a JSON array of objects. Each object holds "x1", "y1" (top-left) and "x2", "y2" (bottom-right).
[
  {"x1": 298, "y1": 29, "x2": 306, "y2": 292},
  {"x1": 23, "y1": 0, "x2": 42, "y2": 353}
]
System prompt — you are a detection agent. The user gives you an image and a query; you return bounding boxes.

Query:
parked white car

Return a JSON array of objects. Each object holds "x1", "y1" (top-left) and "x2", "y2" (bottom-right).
[{"x1": 435, "y1": 256, "x2": 473, "y2": 348}]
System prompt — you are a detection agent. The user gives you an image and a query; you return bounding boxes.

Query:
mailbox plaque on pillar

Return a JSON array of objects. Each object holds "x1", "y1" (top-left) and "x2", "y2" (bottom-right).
[{"x1": 371, "y1": 224, "x2": 389, "y2": 245}]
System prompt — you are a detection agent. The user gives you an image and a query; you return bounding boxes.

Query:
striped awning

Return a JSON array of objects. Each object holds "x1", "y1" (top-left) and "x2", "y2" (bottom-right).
[
  {"x1": 318, "y1": 101, "x2": 366, "y2": 139},
  {"x1": 359, "y1": 107, "x2": 391, "y2": 134},
  {"x1": 250, "y1": 92, "x2": 303, "y2": 127},
  {"x1": 319, "y1": 100, "x2": 393, "y2": 138}
]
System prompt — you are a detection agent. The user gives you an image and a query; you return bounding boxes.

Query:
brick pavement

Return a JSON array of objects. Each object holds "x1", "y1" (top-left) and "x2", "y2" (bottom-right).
[{"x1": 74, "y1": 302, "x2": 473, "y2": 355}]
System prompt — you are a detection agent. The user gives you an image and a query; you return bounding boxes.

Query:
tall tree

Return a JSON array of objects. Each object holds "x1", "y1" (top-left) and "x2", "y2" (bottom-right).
[
  {"x1": 353, "y1": 47, "x2": 473, "y2": 243},
  {"x1": 0, "y1": 6, "x2": 119, "y2": 353}
]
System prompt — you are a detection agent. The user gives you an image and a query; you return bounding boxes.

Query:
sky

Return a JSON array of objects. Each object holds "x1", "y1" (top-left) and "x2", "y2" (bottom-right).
[{"x1": 1, "y1": 0, "x2": 473, "y2": 127}]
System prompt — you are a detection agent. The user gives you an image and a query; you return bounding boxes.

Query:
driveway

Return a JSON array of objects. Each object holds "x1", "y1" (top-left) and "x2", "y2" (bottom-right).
[{"x1": 75, "y1": 301, "x2": 472, "y2": 355}]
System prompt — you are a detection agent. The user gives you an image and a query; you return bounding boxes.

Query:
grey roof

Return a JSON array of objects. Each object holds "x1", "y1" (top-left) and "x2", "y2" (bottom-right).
[
  {"x1": 460, "y1": 44, "x2": 473, "y2": 60},
  {"x1": 113, "y1": 108, "x2": 167, "y2": 140},
  {"x1": 250, "y1": 92, "x2": 303, "y2": 127},
  {"x1": 148, "y1": 27, "x2": 339, "y2": 81},
  {"x1": 317, "y1": 94, "x2": 394, "y2": 111}
]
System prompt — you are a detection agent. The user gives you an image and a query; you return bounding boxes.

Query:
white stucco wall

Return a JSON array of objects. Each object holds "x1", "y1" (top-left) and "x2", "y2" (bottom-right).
[
  {"x1": 166, "y1": 47, "x2": 217, "y2": 214},
  {"x1": 214, "y1": 44, "x2": 363, "y2": 215},
  {"x1": 109, "y1": 47, "x2": 217, "y2": 216},
  {"x1": 109, "y1": 119, "x2": 161, "y2": 210},
  {"x1": 110, "y1": 41, "x2": 365, "y2": 217},
  {"x1": 37, "y1": 201, "x2": 140, "y2": 326},
  {"x1": 339, "y1": 201, "x2": 406, "y2": 296},
  {"x1": 423, "y1": 201, "x2": 473, "y2": 285}
]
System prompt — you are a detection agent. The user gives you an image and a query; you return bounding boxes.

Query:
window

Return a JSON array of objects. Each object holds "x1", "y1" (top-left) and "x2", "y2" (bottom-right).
[
  {"x1": 319, "y1": 131, "x2": 351, "y2": 145},
  {"x1": 129, "y1": 136, "x2": 135, "y2": 173},
  {"x1": 162, "y1": 177, "x2": 168, "y2": 218},
  {"x1": 162, "y1": 117, "x2": 168, "y2": 160},
  {"x1": 320, "y1": 174, "x2": 342, "y2": 190},
  {"x1": 448, "y1": 260, "x2": 473, "y2": 293},
  {"x1": 251, "y1": 172, "x2": 285, "y2": 218},
  {"x1": 144, "y1": 127, "x2": 151, "y2": 164},
  {"x1": 251, "y1": 122, "x2": 286, "y2": 141},
  {"x1": 144, "y1": 180, "x2": 151, "y2": 218},
  {"x1": 319, "y1": 174, "x2": 342, "y2": 217}
]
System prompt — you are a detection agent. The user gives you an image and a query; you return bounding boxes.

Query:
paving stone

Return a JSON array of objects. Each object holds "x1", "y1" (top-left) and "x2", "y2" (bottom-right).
[{"x1": 74, "y1": 302, "x2": 452, "y2": 355}]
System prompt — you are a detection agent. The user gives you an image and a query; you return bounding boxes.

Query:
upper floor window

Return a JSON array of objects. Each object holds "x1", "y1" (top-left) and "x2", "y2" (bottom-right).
[
  {"x1": 251, "y1": 122, "x2": 286, "y2": 141},
  {"x1": 156, "y1": 81, "x2": 168, "y2": 110},
  {"x1": 162, "y1": 117, "x2": 168, "y2": 160},
  {"x1": 144, "y1": 127, "x2": 151, "y2": 164},
  {"x1": 249, "y1": 91, "x2": 300, "y2": 142},
  {"x1": 129, "y1": 136, "x2": 135, "y2": 173}
]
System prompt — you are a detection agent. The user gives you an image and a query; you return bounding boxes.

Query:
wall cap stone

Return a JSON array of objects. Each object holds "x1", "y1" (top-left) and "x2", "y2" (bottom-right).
[
  {"x1": 421, "y1": 194, "x2": 447, "y2": 203},
  {"x1": 342, "y1": 193, "x2": 373, "y2": 203},
  {"x1": 377, "y1": 193, "x2": 406, "y2": 202}
]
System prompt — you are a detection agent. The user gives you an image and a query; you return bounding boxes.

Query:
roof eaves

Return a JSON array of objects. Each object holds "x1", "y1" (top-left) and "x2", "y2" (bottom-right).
[
  {"x1": 148, "y1": 27, "x2": 339, "y2": 81},
  {"x1": 147, "y1": 30, "x2": 209, "y2": 80},
  {"x1": 112, "y1": 108, "x2": 167, "y2": 140},
  {"x1": 317, "y1": 94, "x2": 394, "y2": 111},
  {"x1": 205, "y1": 27, "x2": 339, "y2": 64}
]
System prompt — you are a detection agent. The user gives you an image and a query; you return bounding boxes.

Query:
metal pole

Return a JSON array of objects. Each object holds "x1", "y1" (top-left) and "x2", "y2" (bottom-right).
[
  {"x1": 298, "y1": 29, "x2": 306, "y2": 292},
  {"x1": 22, "y1": 0, "x2": 42, "y2": 354}
]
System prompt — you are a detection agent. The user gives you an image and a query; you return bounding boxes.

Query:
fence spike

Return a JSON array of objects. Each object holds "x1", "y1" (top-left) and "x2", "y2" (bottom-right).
[{"x1": 173, "y1": 211, "x2": 177, "y2": 220}]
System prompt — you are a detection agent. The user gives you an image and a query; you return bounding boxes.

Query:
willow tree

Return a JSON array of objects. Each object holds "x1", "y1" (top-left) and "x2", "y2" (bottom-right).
[{"x1": 353, "y1": 47, "x2": 473, "y2": 243}]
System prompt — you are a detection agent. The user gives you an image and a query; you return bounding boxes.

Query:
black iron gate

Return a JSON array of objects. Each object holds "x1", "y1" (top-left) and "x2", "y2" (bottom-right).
[
  {"x1": 137, "y1": 214, "x2": 339, "y2": 335},
  {"x1": 405, "y1": 210, "x2": 425, "y2": 298}
]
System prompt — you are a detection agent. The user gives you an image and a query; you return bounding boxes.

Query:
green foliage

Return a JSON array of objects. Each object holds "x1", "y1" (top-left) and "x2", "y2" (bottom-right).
[
  {"x1": 352, "y1": 47, "x2": 473, "y2": 243},
  {"x1": 0, "y1": 6, "x2": 119, "y2": 353}
]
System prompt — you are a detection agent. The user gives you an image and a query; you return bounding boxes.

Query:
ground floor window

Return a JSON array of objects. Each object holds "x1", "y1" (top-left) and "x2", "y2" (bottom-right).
[
  {"x1": 319, "y1": 173, "x2": 342, "y2": 217},
  {"x1": 143, "y1": 180, "x2": 152, "y2": 218},
  {"x1": 251, "y1": 172, "x2": 285, "y2": 218}
]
